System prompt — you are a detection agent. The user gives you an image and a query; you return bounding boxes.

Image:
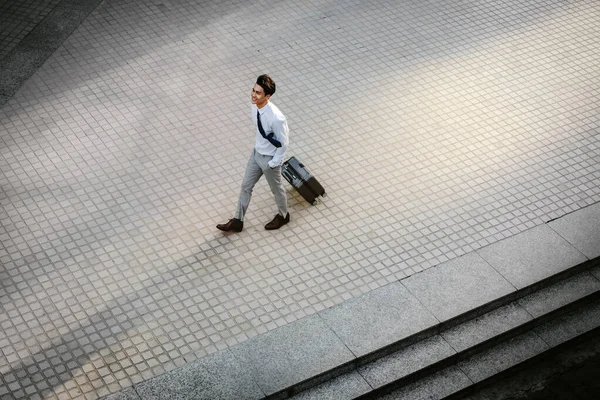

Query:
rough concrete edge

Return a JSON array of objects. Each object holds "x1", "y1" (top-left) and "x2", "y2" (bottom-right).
[
  {"x1": 0, "y1": 0, "x2": 104, "y2": 108},
  {"x1": 443, "y1": 318, "x2": 600, "y2": 400},
  {"x1": 458, "y1": 325, "x2": 600, "y2": 400},
  {"x1": 348, "y1": 289, "x2": 600, "y2": 400},
  {"x1": 100, "y1": 202, "x2": 600, "y2": 400},
  {"x1": 286, "y1": 370, "x2": 372, "y2": 400}
]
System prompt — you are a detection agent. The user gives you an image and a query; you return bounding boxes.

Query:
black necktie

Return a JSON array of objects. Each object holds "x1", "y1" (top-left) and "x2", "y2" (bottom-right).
[{"x1": 257, "y1": 111, "x2": 282, "y2": 148}]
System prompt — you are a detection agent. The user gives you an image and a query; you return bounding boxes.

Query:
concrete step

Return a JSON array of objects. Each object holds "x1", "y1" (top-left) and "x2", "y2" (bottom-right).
[
  {"x1": 373, "y1": 302, "x2": 600, "y2": 400},
  {"x1": 455, "y1": 326, "x2": 600, "y2": 400},
  {"x1": 288, "y1": 260, "x2": 600, "y2": 400},
  {"x1": 102, "y1": 202, "x2": 600, "y2": 400}
]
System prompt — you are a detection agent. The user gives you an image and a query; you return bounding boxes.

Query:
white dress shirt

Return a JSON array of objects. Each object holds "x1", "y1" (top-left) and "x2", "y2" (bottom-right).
[{"x1": 252, "y1": 102, "x2": 289, "y2": 168}]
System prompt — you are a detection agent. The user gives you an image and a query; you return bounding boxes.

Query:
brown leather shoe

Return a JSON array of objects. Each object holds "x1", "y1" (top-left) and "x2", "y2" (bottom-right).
[
  {"x1": 265, "y1": 213, "x2": 290, "y2": 230},
  {"x1": 216, "y1": 218, "x2": 243, "y2": 232}
]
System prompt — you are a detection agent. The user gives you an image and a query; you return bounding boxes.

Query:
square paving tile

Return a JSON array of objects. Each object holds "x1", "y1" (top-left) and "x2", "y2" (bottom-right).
[{"x1": 1, "y1": 0, "x2": 599, "y2": 399}]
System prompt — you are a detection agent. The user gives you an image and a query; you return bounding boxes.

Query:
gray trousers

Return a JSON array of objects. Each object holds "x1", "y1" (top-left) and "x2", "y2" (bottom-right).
[{"x1": 235, "y1": 149, "x2": 288, "y2": 221}]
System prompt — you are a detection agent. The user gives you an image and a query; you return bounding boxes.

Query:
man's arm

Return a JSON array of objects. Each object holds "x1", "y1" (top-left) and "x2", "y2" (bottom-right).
[{"x1": 268, "y1": 118, "x2": 289, "y2": 168}]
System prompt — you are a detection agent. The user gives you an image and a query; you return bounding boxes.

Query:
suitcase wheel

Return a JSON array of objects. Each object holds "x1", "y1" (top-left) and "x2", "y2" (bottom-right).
[{"x1": 321, "y1": 192, "x2": 327, "y2": 198}]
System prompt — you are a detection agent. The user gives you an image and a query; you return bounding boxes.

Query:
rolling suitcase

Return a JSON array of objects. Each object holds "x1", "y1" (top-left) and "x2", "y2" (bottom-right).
[{"x1": 282, "y1": 156, "x2": 326, "y2": 205}]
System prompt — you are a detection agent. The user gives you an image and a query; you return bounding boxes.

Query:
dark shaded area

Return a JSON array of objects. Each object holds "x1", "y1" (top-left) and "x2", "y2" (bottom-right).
[
  {"x1": 522, "y1": 355, "x2": 600, "y2": 400},
  {"x1": 0, "y1": 0, "x2": 62, "y2": 60},
  {"x1": 0, "y1": 0, "x2": 103, "y2": 105},
  {"x1": 462, "y1": 328, "x2": 600, "y2": 400}
]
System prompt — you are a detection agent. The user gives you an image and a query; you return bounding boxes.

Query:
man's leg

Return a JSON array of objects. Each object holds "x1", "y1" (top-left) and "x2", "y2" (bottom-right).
[
  {"x1": 234, "y1": 150, "x2": 263, "y2": 221},
  {"x1": 263, "y1": 159, "x2": 288, "y2": 219}
]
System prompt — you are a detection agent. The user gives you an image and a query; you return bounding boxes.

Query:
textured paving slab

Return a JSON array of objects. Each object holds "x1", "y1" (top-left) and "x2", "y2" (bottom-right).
[
  {"x1": 228, "y1": 313, "x2": 354, "y2": 396},
  {"x1": 134, "y1": 349, "x2": 263, "y2": 400},
  {"x1": 402, "y1": 252, "x2": 515, "y2": 322},
  {"x1": 357, "y1": 335, "x2": 456, "y2": 389},
  {"x1": 534, "y1": 300, "x2": 600, "y2": 347},
  {"x1": 318, "y1": 281, "x2": 438, "y2": 357},
  {"x1": 378, "y1": 366, "x2": 472, "y2": 400},
  {"x1": 517, "y1": 271, "x2": 600, "y2": 318},
  {"x1": 288, "y1": 371, "x2": 371, "y2": 400},
  {"x1": 1, "y1": 0, "x2": 599, "y2": 398},
  {"x1": 457, "y1": 331, "x2": 549, "y2": 383},
  {"x1": 440, "y1": 301, "x2": 533, "y2": 353},
  {"x1": 548, "y1": 202, "x2": 600, "y2": 259},
  {"x1": 592, "y1": 265, "x2": 600, "y2": 281},
  {"x1": 477, "y1": 225, "x2": 588, "y2": 289}
]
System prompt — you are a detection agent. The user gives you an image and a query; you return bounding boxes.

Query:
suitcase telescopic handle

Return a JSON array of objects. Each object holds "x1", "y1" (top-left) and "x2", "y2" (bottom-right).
[{"x1": 282, "y1": 166, "x2": 298, "y2": 181}]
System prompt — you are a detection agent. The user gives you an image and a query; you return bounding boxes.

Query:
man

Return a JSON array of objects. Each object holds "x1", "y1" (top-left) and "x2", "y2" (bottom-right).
[{"x1": 217, "y1": 74, "x2": 290, "y2": 232}]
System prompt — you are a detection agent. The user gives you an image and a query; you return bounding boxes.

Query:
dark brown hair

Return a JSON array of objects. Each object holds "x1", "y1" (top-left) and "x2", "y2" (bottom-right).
[{"x1": 256, "y1": 74, "x2": 276, "y2": 96}]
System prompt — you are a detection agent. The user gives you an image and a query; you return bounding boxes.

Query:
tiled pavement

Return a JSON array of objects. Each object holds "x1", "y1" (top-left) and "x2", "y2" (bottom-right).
[
  {"x1": 0, "y1": 0, "x2": 62, "y2": 61},
  {"x1": 0, "y1": 0, "x2": 599, "y2": 398}
]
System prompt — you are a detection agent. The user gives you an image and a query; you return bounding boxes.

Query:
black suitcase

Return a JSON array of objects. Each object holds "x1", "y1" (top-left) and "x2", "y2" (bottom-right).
[{"x1": 282, "y1": 156, "x2": 326, "y2": 205}]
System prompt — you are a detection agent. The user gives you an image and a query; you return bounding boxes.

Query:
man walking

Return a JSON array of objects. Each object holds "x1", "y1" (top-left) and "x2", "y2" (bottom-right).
[{"x1": 217, "y1": 74, "x2": 290, "y2": 232}]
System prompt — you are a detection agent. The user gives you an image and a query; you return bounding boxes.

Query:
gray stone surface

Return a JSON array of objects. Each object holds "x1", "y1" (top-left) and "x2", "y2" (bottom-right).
[
  {"x1": 592, "y1": 265, "x2": 600, "y2": 281},
  {"x1": 0, "y1": 0, "x2": 103, "y2": 105},
  {"x1": 102, "y1": 387, "x2": 141, "y2": 400},
  {"x1": 535, "y1": 300, "x2": 600, "y2": 347},
  {"x1": 378, "y1": 366, "x2": 472, "y2": 400},
  {"x1": 358, "y1": 335, "x2": 456, "y2": 389},
  {"x1": 229, "y1": 313, "x2": 355, "y2": 396},
  {"x1": 288, "y1": 371, "x2": 371, "y2": 400},
  {"x1": 457, "y1": 331, "x2": 549, "y2": 383},
  {"x1": 23, "y1": 16, "x2": 80, "y2": 51},
  {"x1": 318, "y1": 281, "x2": 439, "y2": 357},
  {"x1": 0, "y1": 46, "x2": 49, "y2": 95},
  {"x1": 477, "y1": 225, "x2": 588, "y2": 289},
  {"x1": 1, "y1": 0, "x2": 600, "y2": 398},
  {"x1": 548, "y1": 202, "x2": 600, "y2": 259},
  {"x1": 134, "y1": 350, "x2": 264, "y2": 400},
  {"x1": 0, "y1": 0, "x2": 62, "y2": 62},
  {"x1": 518, "y1": 271, "x2": 600, "y2": 318},
  {"x1": 401, "y1": 252, "x2": 515, "y2": 322},
  {"x1": 456, "y1": 327, "x2": 600, "y2": 400},
  {"x1": 440, "y1": 301, "x2": 533, "y2": 353}
]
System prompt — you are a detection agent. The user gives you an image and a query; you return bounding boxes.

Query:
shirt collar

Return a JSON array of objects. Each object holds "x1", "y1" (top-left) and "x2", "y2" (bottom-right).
[{"x1": 257, "y1": 102, "x2": 270, "y2": 115}]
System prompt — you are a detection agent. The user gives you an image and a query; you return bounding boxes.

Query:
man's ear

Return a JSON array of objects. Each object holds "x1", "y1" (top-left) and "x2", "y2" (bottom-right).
[{"x1": 265, "y1": 94, "x2": 272, "y2": 101}]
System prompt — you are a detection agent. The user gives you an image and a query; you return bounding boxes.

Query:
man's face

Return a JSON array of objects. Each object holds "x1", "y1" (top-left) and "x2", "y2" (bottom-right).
[{"x1": 251, "y1": 84, "x2": 270, "y2": 107}]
